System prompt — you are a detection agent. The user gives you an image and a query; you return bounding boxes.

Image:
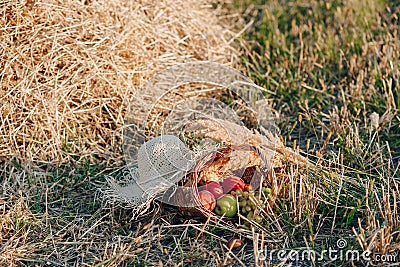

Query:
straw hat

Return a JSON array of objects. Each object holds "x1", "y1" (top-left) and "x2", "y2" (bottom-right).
[{"x1": 107, "y1": 135, "x2": 195, "y2": 215}]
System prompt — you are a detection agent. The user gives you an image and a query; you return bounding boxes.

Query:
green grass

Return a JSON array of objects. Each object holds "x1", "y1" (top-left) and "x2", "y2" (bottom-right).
[{"x1": 233, "y1": 0, "x2": 399, "y2": 265}]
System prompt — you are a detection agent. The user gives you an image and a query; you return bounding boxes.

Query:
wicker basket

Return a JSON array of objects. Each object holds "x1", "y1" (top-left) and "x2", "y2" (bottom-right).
[{"x1": 172, "y1": 145, "x2": 286, "y2": 219}]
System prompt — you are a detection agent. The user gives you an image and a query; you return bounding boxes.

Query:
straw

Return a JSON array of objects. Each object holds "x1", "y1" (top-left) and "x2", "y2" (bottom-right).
[{"x1": 0, "y1": 0, "x2": 236, "y2": 165}]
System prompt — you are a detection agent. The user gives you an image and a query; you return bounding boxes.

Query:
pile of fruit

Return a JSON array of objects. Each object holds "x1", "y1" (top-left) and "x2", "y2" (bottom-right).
[
  {"x1": 173, "y1": 145, "x2": 286, "y2": 229},
  {"x1": 197, "y1": 175, "x2": 273, "y2": 226}
]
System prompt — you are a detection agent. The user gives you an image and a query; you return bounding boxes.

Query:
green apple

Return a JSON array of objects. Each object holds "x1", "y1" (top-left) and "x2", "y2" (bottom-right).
[{"x1": 214, "y1": 194, "x2": 238, "y2": 217}]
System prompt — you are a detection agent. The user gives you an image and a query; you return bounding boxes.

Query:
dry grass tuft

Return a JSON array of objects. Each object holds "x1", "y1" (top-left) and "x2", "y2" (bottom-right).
[
  {"x1": 0, "y1": 194, "x2": 45, "y2": 266},
  {"x1": 0, "y1": 0, "x2": 236, "y2": 164}
]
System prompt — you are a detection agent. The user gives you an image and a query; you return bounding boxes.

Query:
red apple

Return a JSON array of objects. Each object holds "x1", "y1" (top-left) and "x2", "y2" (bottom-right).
[
  {"x1": 222, "y1": 176, "x2": 245, "y2": 193},
  {"x1": 198, "y1": 190, "x2": 216, "y2": 211},
  {"x1": 204, "y1": 182, "x2": 224, "y2": 199}
]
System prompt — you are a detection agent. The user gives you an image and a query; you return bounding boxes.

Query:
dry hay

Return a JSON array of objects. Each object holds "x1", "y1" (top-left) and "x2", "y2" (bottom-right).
[
  {"x1": 0, "y1": 195, "x2": 46, "y2": 265},
  {"x1": 0, "y1": 0, "x2": 237, "y2": 165}
]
